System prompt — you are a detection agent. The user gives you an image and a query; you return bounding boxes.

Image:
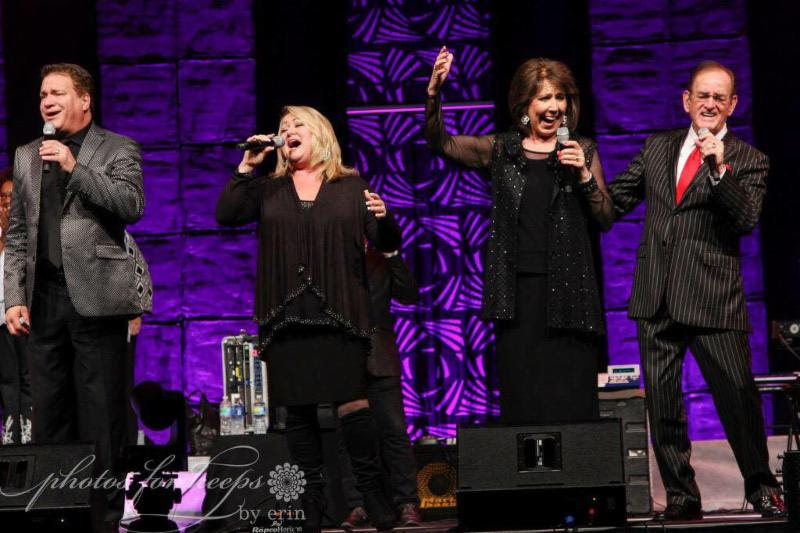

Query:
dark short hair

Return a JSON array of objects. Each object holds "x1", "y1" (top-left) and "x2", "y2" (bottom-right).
[
  {"x1": 508, "y1": 58, "x2": 580, "y2": 131},
  {"x1": 0, "y1": 169, "x2": 11, "y2": 189},
  {"x1": 688, "y1": 61, "x2": 737, "y2": 95},
  {"x1": 41, "y1": 63, "x2": 95, "y2": 102}
]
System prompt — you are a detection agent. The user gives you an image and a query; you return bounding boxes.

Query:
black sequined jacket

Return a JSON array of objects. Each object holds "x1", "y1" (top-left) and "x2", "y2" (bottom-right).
[
  {"x1": 425, "y1": 94, "x2": 612, "y2": 333},
  {"x1": 215, "y1": 172, "x2": 402, "y2": 348}
]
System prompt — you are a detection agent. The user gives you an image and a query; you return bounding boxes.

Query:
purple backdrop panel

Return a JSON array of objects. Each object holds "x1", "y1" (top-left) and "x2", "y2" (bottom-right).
[
  {"x1": 178, "y1": 59, "x2": 256, "y2": 144},
  {"x1": 128, "y1": 149, "x2": 181, "y2": 234},
  {"x1": 177, "y1": 0, "x2": 254, "y2": 58},
  {"x1": 100, "y1": 64, "x2": 178, "y2": 148},
  {"x1": 182, "y1": 233, "x2": 257, "y2": 318},
  {"x1": 669, "y1": 37, "x2": 753, "y2": 130},
  {"x1": 670, "y1": 0, "x2": 747, "y2": 40},
  {"x1": 741, "y1": 228, "x2": 765, "y2": 299},
  {"x1": 181, "y1": 145, "x2": 244, "y2": 230},
  {"x1": 597, "y1": 133, "x2": 650, "y2": 183},
  {"x1": 592, "y1": 44, "x2": 675, "y2": 134},
  {"x1": 589, "y1": 0, "x2": 669, "y2": 45},
  {"x1": 135, "y1": 323, "x2": 183, "y2": 391},
  {"x1": 136, "y1": 236, "x2": 183, "y2": 321},
  {"x1": 601, "y1": 221, "x2": 640, "y2": 310},
  {"x1": 605, "y1": 310, "x2": 639, "y2": 366},
  {"x1": 184, "y1": 319, "x2": 257, "y2": 402},
  {"x1": 597, "y1": 134, "x2": 648, "y2": 222},
  {"x1": 96, "y1": 0, "x2": 177, "y2": 61}
]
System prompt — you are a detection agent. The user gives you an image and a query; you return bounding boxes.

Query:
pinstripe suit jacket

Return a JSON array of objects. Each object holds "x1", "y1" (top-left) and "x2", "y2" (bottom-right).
[
  {"x1": 609, "y1": 128, "x2": 768, "y2": 332},
  {"x1": 4, "y1": 123, "x2": 145, "y2": 317}
]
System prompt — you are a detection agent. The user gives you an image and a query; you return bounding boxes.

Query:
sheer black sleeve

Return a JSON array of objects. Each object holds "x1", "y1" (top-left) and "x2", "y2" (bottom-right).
[{"x1": 425, "y1": 93, "x2": 494, "y2": 169}]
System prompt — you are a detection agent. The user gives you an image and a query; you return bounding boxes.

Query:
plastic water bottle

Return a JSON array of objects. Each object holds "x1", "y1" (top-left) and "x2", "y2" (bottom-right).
[
  {"x1": 252, "y1": 394, "x2": 267, "y2": 434},
  {"x1": 230, "y1": 394, "x2": 245, "y2": 435},
  {"x1": 219, "y1": 396, "x2": 232, "y2": 436}
]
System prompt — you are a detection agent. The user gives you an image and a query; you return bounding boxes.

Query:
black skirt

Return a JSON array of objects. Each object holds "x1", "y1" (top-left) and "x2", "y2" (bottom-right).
[
  {"x1": 494, "y1": 273, "x2": 599, "y2": 424},
  {"x1": 262, "y1": 325, "x2": 369, "y2": 406}
]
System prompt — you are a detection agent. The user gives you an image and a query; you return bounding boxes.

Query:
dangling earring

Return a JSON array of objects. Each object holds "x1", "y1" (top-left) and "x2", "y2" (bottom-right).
[
  {"x1": 520, "y1": 115, "x2": 530, "y2": 126},
  {"x1": 322, "y1": 148, "x2": 332, "y2": 161},
  {"x1": 561, "y1": 115, "x2": 568, "y2": 126}
]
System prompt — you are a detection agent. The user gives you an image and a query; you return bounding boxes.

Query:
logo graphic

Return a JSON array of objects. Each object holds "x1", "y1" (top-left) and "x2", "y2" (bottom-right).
[{"x1": 267, "y1": 463, "x2": 306, "y2": 502}]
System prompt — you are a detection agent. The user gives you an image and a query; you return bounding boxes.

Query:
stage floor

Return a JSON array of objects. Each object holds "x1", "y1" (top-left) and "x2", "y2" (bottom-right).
[
  {"x1": 311, "y1": 514, "x2": 793, "y2": 532},
  {"x1": 148, "y1": 513, "x2": 795, "y2": 532}
]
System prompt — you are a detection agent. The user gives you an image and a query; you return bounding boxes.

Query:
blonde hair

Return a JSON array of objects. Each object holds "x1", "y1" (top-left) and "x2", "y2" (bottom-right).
[{"x1": 273, "y1": 106, "x2": 357, "y2": 181}]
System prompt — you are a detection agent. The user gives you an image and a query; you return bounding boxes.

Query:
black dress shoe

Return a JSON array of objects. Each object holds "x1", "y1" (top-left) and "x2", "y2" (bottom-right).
[
  {"x1": 752, "y1": 493, "x2": 785, "y2": 517},
  {"x1": 654, "y1": 501, "x2": 703, "y2": 521}
]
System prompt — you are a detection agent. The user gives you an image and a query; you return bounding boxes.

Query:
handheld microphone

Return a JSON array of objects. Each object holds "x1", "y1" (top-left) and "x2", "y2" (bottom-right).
[
  {"x1": 697, "y1": 127, "x2": 718, "y2": 177},
  {"x1": 556, "y1": 125, "x2": 570, "y2": 150},
  {"x1": 237, "y1": 135, "x2": 285, "y2": 151},
  {"x1": 42, "y1": 122, "x2": 56, "y2": 172}
]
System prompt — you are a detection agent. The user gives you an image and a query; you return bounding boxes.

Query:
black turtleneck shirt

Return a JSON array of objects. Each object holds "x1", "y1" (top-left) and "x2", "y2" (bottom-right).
[{"x1": 38, "y1": 122, "x2": 91, "y2": 270}]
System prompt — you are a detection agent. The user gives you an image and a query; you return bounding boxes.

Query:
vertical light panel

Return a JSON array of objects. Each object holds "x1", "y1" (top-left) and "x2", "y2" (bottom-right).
[
  {"x1": 347, "y1": 0, "x2": 497, "y2": 438},
  {"x1": 97, "y1": 0, "x2": 256, "y2": 401}
]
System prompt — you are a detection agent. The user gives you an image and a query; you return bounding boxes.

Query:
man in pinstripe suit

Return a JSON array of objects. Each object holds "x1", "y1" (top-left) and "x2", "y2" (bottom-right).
[
  {"x1": 4, "y1": 63, "x2": 144, "y2": 531},
  {"x1": 609, "y1": 61, "x2": 783, "y2": 520}
]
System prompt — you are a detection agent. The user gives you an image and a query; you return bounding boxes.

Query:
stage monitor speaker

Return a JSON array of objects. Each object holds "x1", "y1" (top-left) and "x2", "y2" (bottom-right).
[
  {"x1": 0, "y1": 443, "x2": 94, "y2": 530},
  {"x1": 784, "y1": 450, "x2": 800, "y2": 524},
  {"x1": 457, "y1": 419, "x2": 626, "y2": 530},
  {"x1": 413, "y1": 443, "x2": 457, "y2": 521},
  {"x1": 599, "y1": 390, "x2": 651, "y2": 514}
]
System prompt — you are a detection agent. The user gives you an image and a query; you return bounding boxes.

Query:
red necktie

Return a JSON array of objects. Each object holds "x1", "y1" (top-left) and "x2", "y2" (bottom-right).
[{"x1": 676, "y1": 147, "x2": 701, "y2": 204}]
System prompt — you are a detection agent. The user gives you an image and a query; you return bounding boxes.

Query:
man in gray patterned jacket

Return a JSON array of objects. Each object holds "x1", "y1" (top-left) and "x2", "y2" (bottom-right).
[{"x1": 4, "y1": 63, "x2": 144, "y2": 527}]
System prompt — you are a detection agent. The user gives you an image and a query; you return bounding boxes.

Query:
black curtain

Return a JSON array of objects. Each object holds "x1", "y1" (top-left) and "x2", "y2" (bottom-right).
[
  {"x1": 748, "y1": 0, "x2": 800, "y2": 373},
  {"x1": 253, "y1": 0, "x2": 351, "y2": 159},
  {"x1": 489, "y1": 0, "x2": 594, "y2": 137},
  {"x1": 2, "y1": 0, "x2": 99, "y2": 160}
]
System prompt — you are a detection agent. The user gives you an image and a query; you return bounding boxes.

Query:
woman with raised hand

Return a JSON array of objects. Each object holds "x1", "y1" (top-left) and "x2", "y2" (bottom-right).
[{"x1": 426, "y1": 47, "x2": 613, "y2": 424}]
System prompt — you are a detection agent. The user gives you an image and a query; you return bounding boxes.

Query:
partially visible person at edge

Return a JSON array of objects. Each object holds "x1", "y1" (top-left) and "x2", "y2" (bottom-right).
[
  {"x1": 425, "y1": 47, "x2": 613, "y2": 424},
  {"x1": 123, "y1": 231, "x2": 153, "y2": 447},
  {"x1": 0, "y1": 169, "x2": 32, "y2": 445},
  {"x1": 215, "y1": 105, "x2": 402, "y2": 532},
  {"x1": 338, "y1": 236, "x2": 422, "y2": 530}
]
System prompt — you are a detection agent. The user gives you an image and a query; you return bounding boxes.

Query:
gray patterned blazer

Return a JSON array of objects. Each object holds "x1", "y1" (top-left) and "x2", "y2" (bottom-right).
[
  {"x1": 4, "y1": 123, "x2": 145, "y2": 317},
  {"x1": 609, "y1": 129, "x2": 767, "y2": 332}
]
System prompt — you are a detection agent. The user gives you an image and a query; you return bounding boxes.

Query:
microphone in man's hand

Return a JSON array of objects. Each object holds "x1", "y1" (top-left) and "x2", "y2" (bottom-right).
[
  {"x1": 237, "y1": 135, "x2": 285, "y2": 151},
  {"x1": 42, "y1": 122, "x2": 56, "y2": 172},
  {"x1": 697, "y1": 127, "x2": 718, "y2": 177}
]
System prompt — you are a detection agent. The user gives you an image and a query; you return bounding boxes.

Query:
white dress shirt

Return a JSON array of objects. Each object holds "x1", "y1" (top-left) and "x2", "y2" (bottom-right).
[{"x1": 677, "y1": 124, "x2": 728, "y2": 185}]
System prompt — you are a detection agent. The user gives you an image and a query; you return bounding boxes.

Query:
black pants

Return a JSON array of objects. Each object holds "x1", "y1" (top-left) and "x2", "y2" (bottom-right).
[
  {"x1": 338, "y1": 375, "x2": 419, "y2": 509},
  {"x1": 28, "y1": 281, "x2": 128, "y2": 504},
  {"x1": 0, "y1": 325, "x2": 32, "y2": 444},
  {"x1": 494, "y1": 274, "x2": 599, "y2": 424},
  {"x1": 638, "y1": 316, "x2": 778, "y2": 505}
]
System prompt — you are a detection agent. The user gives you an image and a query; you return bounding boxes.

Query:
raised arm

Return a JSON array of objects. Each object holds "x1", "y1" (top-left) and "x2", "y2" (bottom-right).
[
  {"x1": 216, "y1": 134, "x2": 275, "y2": 226},
  {"x1": 607, "y1": 143, "x2": 647, "y2": 220},
  {"x1": 559, "y1": 139, "x2": 614, "y2": 230},
  {"x1": 709, "y1": 145, "x2": 767, "y2": 235},
  {"x1": 425, "y1": 46, "x2": 493, "y2": 168},
  {"x1": 66, "y1": 137, "x2": 144, "y2": 224}
]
